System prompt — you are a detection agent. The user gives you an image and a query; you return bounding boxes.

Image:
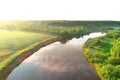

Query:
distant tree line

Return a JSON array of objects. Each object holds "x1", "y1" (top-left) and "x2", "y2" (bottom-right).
[{"x1": 0, "y1": 21, "x2": 116, "y2": 37}]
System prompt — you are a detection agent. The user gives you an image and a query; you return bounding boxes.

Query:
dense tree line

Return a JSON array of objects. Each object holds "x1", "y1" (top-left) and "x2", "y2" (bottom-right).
[
  {"x1": 39, "y1": 21, "x2": 120, "y2": 27},
  {"x1": 83, "y1": 30, "x2": 120, "y2": 80},
  {"x1": 0, "y1": 21, "x2": 116, "y2": 37},
  {"x1": 0, "y1": 25, "x2": 90, "y2": 37}
]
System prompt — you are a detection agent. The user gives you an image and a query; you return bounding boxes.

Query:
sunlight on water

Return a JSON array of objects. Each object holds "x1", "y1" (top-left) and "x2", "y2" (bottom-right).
[{"x1": 67, "y1": 32, "x2": 105, "y2": 45}]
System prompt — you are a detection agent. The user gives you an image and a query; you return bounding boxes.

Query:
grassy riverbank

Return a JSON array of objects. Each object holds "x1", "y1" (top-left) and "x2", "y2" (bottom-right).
[
  {"x1": 0, "y1": 29, "x2": 60, "y2": 80},
  {"x1": 83, "y1": 30, "x2": 120, "y2": 80},
  {"x1": 0, "y1": 30, "x2": 56, "y2": 71}
]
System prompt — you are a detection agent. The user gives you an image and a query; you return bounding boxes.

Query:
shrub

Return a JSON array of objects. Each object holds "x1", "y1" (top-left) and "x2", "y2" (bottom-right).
[{"x1": 107, "y1": 57, "x2": 120, "y2": 65}]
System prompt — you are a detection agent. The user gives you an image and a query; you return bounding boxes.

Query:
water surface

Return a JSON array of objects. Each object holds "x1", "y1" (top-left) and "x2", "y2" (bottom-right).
[{"x1": 7, "y1": 32, "x2": 105, "y2": 80}]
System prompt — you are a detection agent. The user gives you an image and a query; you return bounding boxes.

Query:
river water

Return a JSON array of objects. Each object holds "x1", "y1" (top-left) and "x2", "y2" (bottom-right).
[{"x1": 7, "y1": 32, "x2": 105, "y2": 80}]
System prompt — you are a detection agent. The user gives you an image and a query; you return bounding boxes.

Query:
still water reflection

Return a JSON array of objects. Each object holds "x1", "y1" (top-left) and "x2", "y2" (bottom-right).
[{"x1": 7, "y1": 32, "x2": 105, "y2": 80}]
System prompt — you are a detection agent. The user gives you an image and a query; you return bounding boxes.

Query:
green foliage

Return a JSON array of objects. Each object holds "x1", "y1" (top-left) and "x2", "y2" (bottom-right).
[
  {"x1": 89, "y1": 37, "x2": 113, "y2": 53},
  {"x1": 34, "y1": 26, "x2": 90, "y2": 37},
  {"x1": 99, "y1": 64, "x2": 117, "y2": 80},
  {"x1": 110, "y1": 38, "x2": 120, "y2": 57},
  {"x1": 107, "y1": 30, "x2": 120, "y2": 39},
  {"x1": 0, "y1": 21, "x2": 117, "y2": 37},
  {"x1": 89, "y1": 52, "x2": 108, "y2": 63},
  {"x1": 99, "y1": 65, "x2": 120, "y2": 80},
  {"x1": 114, "y1": 66, "x2": 120, "y2": 78},
  {"x1": 89, "y1": 38, "x2": 101, "y2": 47},
  {"x1": 107, "y1": 57, "x2": 120, "y2": 65},
  {"x1": 83, "y1": 30, "x2": 120, "y2": 80},
  {"x1": 83, "y1": 47, "x2": 91, "y2": 59},
  {"x1": 0, "y1": 22, "x2": 91, "y2": 37}
]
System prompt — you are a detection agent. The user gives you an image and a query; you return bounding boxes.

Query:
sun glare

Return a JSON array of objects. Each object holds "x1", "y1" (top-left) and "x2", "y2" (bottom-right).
[{"x1": 0, "y1": 21, "x2": 23, "y2": 27}]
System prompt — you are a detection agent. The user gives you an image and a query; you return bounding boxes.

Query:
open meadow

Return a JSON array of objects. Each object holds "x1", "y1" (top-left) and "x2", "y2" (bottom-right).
[{"x1": 0, "y1": 29, "x2": 55, "y2": 70}]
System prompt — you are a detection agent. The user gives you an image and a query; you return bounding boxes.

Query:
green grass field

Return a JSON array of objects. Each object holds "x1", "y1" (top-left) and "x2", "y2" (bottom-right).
[{"x1": 0, "y1": 29, "x2": 55, "y2": 70}]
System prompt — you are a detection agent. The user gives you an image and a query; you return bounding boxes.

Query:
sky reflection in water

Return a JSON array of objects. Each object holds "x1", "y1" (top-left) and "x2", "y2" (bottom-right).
[{"x1": 7, "y1": 32, "x2": 105, "y2": 80}]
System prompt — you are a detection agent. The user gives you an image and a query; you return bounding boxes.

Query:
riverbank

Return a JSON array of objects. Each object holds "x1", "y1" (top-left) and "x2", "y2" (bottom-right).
[
  {"x1": 83, "y1": 39, "x2": 107, "y2": 80},
  {"x1": 83, "y1": 36, "x2": 110, "y2": 80},
  {"x1": 0, "y1": 37, "x2": 62, "y2": 80},
  {"x1": 82, "y1": 30, "x2": 120, "y2": 80},
  {"x1": 83, "y1": 38, "x2": 102, "y2": 80}
]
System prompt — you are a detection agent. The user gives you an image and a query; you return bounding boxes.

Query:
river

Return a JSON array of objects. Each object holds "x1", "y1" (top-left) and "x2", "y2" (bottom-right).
[{"x1": 7, "y1": 32, "x2": 105, "y2": 80}]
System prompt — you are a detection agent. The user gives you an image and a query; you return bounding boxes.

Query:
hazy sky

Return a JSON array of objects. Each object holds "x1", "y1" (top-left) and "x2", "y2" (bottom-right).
[{"x1": 0, "y1": 0, "x2": 120, "y2": 20}]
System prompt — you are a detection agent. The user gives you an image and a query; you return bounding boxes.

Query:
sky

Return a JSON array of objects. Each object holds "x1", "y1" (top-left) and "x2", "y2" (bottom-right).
[{"x1": 0, "y1": 0, "x2": 120, "y2": 21}]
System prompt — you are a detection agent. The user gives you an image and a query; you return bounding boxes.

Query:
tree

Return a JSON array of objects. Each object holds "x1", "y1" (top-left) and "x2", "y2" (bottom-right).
[
  {"x1": 110, "y1": 38, "x2": 120, "y2": 57},
  {"x1": 107, "y1": 57, "x2": 120, "y2": 65},
  {"x1": 99, "y1": 64, "x2": 117, "y2": 80}
]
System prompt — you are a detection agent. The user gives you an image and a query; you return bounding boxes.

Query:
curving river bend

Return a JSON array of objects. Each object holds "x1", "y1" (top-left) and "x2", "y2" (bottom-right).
[{"x1": 7, "y1": 32, "x2": 105, "y2": 80}]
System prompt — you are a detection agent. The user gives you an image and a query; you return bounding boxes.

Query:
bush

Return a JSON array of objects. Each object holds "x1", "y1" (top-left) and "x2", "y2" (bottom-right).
[
  {"x1": 107, "y1": 57, "x2": 120, "y2": 65},
  {"x1": 110, "y1": 38, "x2": 120, "y2": 57},
  {"x1": 90, "y1": 52, "x2": 108, "y2": 63},
  {"x1": 114, "y1": 65, "x2": 120, "y2": 78},
  {"x1": 98, "y1": 64, "x2": 117, "y2": 80}
]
